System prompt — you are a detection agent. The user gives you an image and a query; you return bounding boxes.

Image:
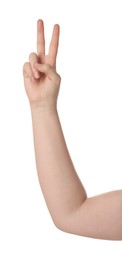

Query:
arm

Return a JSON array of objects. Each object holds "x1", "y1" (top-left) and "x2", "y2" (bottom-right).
[
  {"x1": 23, "y1": 19, "x2": 122, "y2": 240},
  {"x1": 30, "y1": 104, "x2": 122, "y2": 240},
  {"x1": 30, "y1": 105, "x2": 87, "y2": 227}
]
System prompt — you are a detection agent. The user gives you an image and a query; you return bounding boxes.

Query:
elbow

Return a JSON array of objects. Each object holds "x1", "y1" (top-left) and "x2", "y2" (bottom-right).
[
  {"x1": 54, "y1": 222, "x2": 75, "y2": 236},
  {"x1": 54, "y1": 222, "x2": 67, "y2": 234},
  {"x1": 53, "y1": 217, "x2": 68, "y2": 234},
  {"x1": 52, "y1": 210, "x2": 80, "y2": 236},
  {"x1": 51, "y1": 213, "x2": 72, "y2": 234},
  {"x1": 53, "y1": 199, "x2": 88, "y2": 235}
]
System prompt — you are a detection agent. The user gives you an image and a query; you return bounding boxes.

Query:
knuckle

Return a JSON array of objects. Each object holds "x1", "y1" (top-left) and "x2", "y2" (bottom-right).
[
  {"x1": 29, "y1": 52, "x2": 36, "y2": 61},
  {"x1": 23, "y1": 62, "x2": 29, "y2": 72},
  {"x1": 46, "y1": 64, "x2": 51, "y2": 71},
  {"x1": 55, "y1": 73, "x2": 61, "y2": 84},
  {"x1": 23, "y1": 62, "x2": 30, "y2": 77},
  {"x1": 57, "y1": 74, "x2": 61, "y2": 81}
]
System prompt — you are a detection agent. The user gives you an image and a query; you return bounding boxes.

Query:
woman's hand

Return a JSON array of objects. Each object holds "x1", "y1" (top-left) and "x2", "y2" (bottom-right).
[{"x1": 23, "y1": 19, "x2": 61, "y2": 109}]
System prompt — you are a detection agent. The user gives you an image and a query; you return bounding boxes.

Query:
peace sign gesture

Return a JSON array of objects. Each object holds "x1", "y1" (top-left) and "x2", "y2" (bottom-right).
[
  {"x1": 37, "y1": 19, "x2": 59, "y2": 68},
  {"x1": 23, "y1": 19, "x2": 61, "y2": 109}
]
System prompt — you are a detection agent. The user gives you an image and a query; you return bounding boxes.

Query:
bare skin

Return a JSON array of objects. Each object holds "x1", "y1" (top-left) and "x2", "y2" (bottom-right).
[{"x1": 23, "y1": 19, "x2": 122, "y2": 240}]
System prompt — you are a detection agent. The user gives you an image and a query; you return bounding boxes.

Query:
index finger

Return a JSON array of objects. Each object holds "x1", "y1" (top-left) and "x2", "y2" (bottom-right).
[
  {"x1": 37, "y1": 19, "x2": 45, "y2": 56},
  {"x1": 48, "y1": 24, "x2": 60, "y2": 65}
]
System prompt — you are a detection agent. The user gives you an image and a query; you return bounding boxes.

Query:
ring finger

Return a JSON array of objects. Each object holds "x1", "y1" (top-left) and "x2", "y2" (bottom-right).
[{"x1": 29, "y1": 52, "x2": 40, "y2": 79}]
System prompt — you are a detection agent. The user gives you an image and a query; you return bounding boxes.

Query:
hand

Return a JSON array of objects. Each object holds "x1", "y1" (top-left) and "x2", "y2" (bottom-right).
[{"x1": 23, "y1": 19, "x2": 61, "y2": 109}]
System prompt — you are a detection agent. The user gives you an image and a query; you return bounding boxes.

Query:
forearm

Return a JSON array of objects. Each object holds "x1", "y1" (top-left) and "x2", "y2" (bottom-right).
[
  {"x1": 30, "y1": 105, "x2": 87, "y2": 227},
  {"x1": 30, "y1": 105, "x2": 122, "y2": 240}
]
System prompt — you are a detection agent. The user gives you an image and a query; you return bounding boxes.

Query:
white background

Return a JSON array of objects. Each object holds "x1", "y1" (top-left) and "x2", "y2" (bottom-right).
[{"x1": 0, "y1": 0, "x2": 122, "y2": 259}]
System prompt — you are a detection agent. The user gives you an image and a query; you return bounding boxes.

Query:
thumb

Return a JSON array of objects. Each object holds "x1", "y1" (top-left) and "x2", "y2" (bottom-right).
[{"x1": 34, "y1": 63, "x2": 61, "y2": 83}]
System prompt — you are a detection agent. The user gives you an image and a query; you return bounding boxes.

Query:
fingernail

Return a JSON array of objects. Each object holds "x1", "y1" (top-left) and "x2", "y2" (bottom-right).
[{"x1": 34, "y1": 63, "x2": 40, "y2": 68}]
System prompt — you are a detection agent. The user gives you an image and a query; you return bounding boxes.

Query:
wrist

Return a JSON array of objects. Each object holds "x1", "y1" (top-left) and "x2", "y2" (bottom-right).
[{"x1": 30, "y1": 100, "x2": 58, "y2": 115}]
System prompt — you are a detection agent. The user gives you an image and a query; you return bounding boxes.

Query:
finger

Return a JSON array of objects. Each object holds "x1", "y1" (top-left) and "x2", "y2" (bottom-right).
[
  {"x1": 48, "y1": 24, "x2": 60, "y2": 65},
  {"x1": 23, "y1": 62, "x2": 33, "y2": 78},
  {"x1": 37, "y1": 19, "x2": 45, "y2": 56},
  {"x1": 23, "y1": 62, "x2": 34, "y2": 83},
  {"x1": 29, "y1": 52, "x2": 40, "y2": 78},
  {"x1": 34, "y1": 63, "x2": 61, "y2": 83}
]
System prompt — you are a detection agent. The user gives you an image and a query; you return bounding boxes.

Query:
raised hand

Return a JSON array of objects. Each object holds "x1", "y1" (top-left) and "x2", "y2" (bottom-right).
[{"x1": 23, "y1": 19, "x2": 61, "y2": 109}]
